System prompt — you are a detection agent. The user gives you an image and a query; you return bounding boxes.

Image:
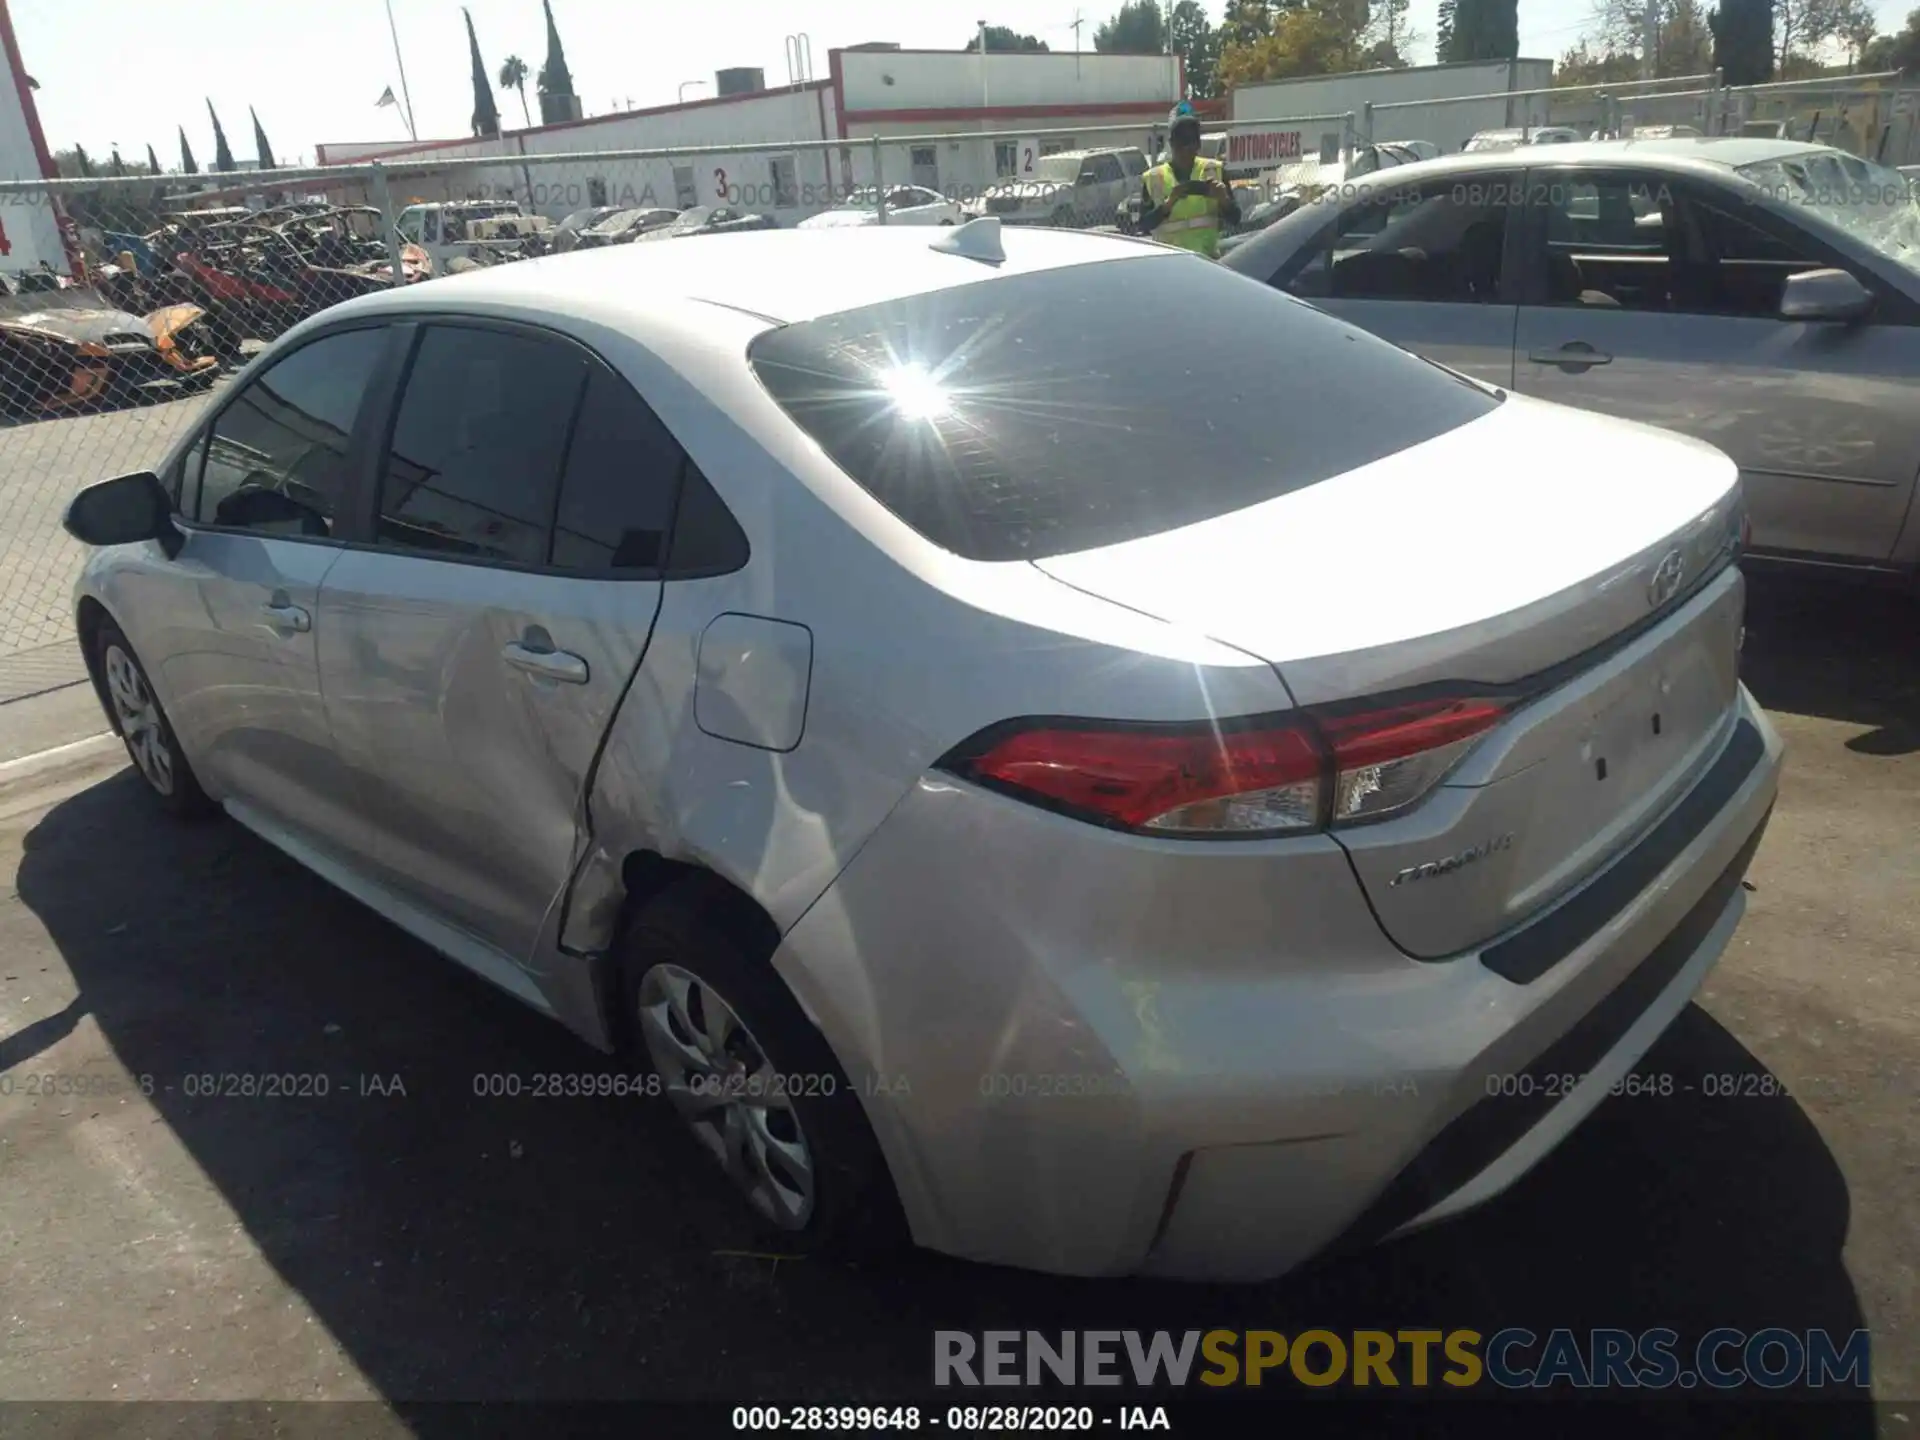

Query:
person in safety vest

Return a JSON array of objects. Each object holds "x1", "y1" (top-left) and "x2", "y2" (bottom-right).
[{"x1": 1139, "y1": 113, "x2": 1238, "y2": 258}]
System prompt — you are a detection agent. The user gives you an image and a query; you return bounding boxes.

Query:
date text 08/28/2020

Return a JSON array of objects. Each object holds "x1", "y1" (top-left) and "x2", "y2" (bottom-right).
[{"x1": 731, "y1": 1407, "x2": 1170, "y2": 1432}]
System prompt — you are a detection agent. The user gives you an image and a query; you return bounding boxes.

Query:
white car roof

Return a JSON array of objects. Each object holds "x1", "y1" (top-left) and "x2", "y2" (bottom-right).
[{"x1": 332, "y1": 224, "x2": 1157, "y2": 328}]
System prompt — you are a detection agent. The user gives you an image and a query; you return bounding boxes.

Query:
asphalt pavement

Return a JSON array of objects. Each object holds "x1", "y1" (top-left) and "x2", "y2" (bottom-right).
[{"x1": 0, "y1": 569, "x2": 1913, "y2": 1435}]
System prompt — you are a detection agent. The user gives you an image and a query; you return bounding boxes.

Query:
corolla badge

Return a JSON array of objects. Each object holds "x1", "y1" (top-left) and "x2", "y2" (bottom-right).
[
  {"x1": 1647, "y1": 549, "x2": 1686, "y2": 609},
  {"x1": 1389, "y1": 833, "x2": 1515, "y2": 887}
]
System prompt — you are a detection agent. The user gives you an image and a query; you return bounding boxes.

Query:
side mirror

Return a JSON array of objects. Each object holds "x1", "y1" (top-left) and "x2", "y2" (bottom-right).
[
  {"x1": 63, "y1": 470, "x2": 181, "y2": 556},
  {"x1": 1779, "y1": 267, "x2": 1873, "y2": 323}
]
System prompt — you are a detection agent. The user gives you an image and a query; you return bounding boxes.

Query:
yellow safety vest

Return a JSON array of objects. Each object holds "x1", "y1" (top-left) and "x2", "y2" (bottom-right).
[{"x1": 1143, "y1": 157, "x2": 1226, "y2": 257}]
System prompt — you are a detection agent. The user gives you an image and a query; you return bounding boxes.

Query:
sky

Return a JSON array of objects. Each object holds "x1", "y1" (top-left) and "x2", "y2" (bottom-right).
[{"x1": 11, "y1": 0, "x2": 1917, "y2": 167}]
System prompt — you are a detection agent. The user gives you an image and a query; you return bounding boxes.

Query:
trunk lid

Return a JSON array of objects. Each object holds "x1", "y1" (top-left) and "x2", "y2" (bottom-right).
[{"x1": 1033, "y1": 395, "x2": 1746, "y2": 956}]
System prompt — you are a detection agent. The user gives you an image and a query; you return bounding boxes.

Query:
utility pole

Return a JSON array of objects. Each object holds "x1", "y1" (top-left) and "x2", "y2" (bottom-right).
[
  {"x1": 383, "y1": 0, "x2": 419, "y2": 140},
  {"x1": 1070, "y1": 8, "x2": 1084, "y2": 79},
  {"x1": 1640, "y1": 1, "x2": 1659, "y2": 80},
  {"x1": 978, "y1": 19, "x2": 990, "y2": 107}
]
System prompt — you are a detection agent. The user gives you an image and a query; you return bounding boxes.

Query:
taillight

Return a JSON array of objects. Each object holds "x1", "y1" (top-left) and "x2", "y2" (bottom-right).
[
  {"x1": 1316, "y1": 696, "x2": 1510, "y2": 824},
  {"x1": 942, "y1": 694, "x2": 1512, "y2": 838},
  {"x1": 955, "y1": 720, "x2": 1325, "y2": 836}
]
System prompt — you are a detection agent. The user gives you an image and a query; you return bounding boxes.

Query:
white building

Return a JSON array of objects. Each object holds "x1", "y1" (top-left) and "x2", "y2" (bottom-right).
[
  {"x1": 1228, "y1": 58, "x2": 1557, "y2": 166},
  {"x1": 316, "y1": 46, "x2": 1183, "y2": 225}
]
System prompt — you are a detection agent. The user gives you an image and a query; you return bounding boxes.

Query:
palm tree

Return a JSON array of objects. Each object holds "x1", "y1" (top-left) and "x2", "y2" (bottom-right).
[{"x1": 498, "y1": 55, "x2": 532, "y2": 128}]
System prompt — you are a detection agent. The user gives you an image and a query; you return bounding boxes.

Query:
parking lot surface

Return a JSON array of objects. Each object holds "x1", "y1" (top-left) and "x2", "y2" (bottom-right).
[{"x1": 0, "y1": 570, "x2": 1913, "y2": 1432}]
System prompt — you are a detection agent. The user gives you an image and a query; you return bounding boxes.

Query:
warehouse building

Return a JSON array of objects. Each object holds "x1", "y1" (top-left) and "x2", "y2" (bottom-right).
[{"x1": 317, "y1": 47, "x2": 1183, "y2": 223}]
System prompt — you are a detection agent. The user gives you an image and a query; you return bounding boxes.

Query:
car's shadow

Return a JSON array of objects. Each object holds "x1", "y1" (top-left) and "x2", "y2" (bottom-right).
[
  {"x1": 8, "y1": 576, "x2": 1891, "y2": 1433},
  {"x1": 1741, "y1": 567, "x2": 1918, "y2": 755}
]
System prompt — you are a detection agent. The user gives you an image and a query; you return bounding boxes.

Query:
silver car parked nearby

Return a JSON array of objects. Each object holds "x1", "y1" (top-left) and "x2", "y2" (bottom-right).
[
  {"x1": 1224, "y1": 138, "x2": 1920, "y2": 578},
  {"x1": 64, "y1": 221, "x2": 1779, "y2": 1280}
]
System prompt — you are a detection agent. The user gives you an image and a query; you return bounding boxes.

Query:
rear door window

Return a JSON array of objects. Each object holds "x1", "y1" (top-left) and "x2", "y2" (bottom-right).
[
  {"x1": 374, "y1": 325, "x2": 586, "y2": 566},
  {"x1": 749, "y1": 252, "x2": 1501, "y2": 561}
]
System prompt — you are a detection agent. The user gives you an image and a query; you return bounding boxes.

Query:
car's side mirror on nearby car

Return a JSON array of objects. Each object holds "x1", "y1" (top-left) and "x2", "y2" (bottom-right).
[
  {"x1": 63, "y1": 470, "x2": 182, "y2": 557},
  {"x1": 1779, "y1": 267, "x2": 1874, "y2": 324}
]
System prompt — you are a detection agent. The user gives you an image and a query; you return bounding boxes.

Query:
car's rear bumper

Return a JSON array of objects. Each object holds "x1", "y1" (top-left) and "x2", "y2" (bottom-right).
[{"x1": 774, "y1": 687, "x2": 1782, "y2": 1279}]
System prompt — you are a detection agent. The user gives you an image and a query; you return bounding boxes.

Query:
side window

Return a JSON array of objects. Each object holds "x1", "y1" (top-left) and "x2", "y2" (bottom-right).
[
  {"x1": 1680, "y1": 197, "x2": 1829, "y2": 318},
  {"x1": 194, "y1": 327, "x2": 387, "y2": 536},
  {"x1": 375, "y1": 326, "x2": 586, "y2": 566},
  {"x1": 1123, "y1": 151, "x2": 1147, "y2": 177},
  {"x1": 1532, "y1": 173, "x2": 1675, "y2": 311},
  {"x1": 666, "y1": 462, "x2": 750, "y2": 575},
  {"x1": 396, "y1": 209, "x2": 423, "y2": 244},
  {"x1": 1287, "y1": 179, "x2": 1514, "y2": 304},
  {"x1": 550, "y1": 370, "x2": 683, "y2": 572},
  {"x1": 1090, "y1": 154, "x2": 1124, "y2": 185},
  {"x1": 158, "y1": 432, "x2": 205, "y2": 511},
  {"x1": 420, "y1": 211, "x2": 440, "y2": 244}
]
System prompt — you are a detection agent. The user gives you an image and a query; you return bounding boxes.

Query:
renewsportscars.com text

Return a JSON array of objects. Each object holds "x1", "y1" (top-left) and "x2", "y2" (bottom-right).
[{"x1": 934, "y1": 1328, "x2": 1870, "y2": 1390}]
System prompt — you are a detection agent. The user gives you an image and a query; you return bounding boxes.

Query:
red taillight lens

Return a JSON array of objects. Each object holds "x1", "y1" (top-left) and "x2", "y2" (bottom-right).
[
  {"x1": 946, "y1": 694, "x2": 1512, "y2": 837},
  {"x1": 956, "y1": 721, "x2": 1326, "y2": 835},
  {"x1": 1317, "y1": 696, "x2": 1511, "y2": 824}
]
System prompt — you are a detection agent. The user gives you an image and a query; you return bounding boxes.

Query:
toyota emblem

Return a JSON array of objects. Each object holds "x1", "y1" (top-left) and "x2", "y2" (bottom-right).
[{"x1": 1647, "y1": 549, "x2": 1686, "y2": 609}]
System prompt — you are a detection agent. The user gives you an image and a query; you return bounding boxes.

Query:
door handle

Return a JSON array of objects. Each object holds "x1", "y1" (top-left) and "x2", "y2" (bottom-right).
[
  {"x1": 501, "y1": 641, "x2": 589, "y2": 685},
  {"x1": 1528, "y1": 341, "x2": 1613, "y2": 369},
  {"x1": 260, "y1": 601, "x2": 311, "y2": 633}
]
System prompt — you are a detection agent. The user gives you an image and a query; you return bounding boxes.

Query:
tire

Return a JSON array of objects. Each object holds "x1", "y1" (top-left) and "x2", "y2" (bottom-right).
[
  {"x1": 1049, "y1": 206, "x2": 1075, "y2": 228},
  {"x1": 93, "y1": 619, "x2": 214, "y2": 818},
  {"x1": 620, "y1": 882, "x2": 902, "y2": 1255}
]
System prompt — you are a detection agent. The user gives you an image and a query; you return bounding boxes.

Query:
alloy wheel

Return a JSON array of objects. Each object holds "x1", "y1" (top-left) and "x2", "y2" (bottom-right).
[
  {"x1": 103, "y1": 644, "x2": 176, "y2": 796},
  {"x1": 636, "y1": 963, "x2": 817, "y2": 1230}
]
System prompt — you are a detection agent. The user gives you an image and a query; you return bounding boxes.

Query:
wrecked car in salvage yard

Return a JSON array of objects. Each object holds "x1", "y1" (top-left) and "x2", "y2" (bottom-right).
[
  {"x1": 171, "y1": 223, "x2": 397, "y2": 355},
  {"x1": 0, "y1": 284, "x2": 219, "y2": 418}
]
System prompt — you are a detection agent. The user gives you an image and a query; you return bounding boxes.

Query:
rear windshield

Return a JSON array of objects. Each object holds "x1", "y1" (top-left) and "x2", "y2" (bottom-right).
[{"x1": 748, "y1": 253, "x2": 1501, "y2": 561}]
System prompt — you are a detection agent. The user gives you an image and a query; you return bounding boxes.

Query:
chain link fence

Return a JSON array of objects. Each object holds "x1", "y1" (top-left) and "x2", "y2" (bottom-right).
[{"x1": 0, "y1": 85, "x2": 1916, "y2": 680}]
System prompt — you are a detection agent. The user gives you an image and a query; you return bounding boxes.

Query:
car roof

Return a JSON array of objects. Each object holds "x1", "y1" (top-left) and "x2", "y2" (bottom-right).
[
  {"x1": 1381, "y1": 136, "x2": 1847, "y2": 179},
  {"x1": 330, "y1": 223, "x2": 1157, "y2": 329}
]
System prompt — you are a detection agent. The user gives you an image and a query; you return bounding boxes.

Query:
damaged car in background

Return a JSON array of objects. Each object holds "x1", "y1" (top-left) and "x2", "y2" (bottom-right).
[
  {"x1": 168, "y1": 221, "x2": 401, "y2": 356},
  {"x1": 0, "y1": 276, "x2": 218, "y2": 418}
]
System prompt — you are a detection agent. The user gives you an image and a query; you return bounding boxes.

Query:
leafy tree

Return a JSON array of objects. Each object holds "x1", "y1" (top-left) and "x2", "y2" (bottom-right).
[
  {"x1": 109, "y1": 146, "x2": 126, "y2": 176},
  {"x1": 1774, "y1": 0, "x2": 1849, "y2": 69},
  {"x1": 178, "y1": 126, "x2": 199, "y2": 175},
  {"x1": 1221, "y1": 0, "x2": 1276, "y2": 50},
  {"x1": 465, "y1": 8, "x2": 500, "y2": 139},
  {"x1": 1220, "y1": 0, "x2": 1373, "y2": 84},
  {"x1": 1361, "y1": 0, "x2": 1415, "y2": 65},
  {"x1": 1709, "y1": 0, "x2": 1775, "y2": 81},
  {"x1": 1861, "y1": 7, "x2": 1920, "y2": 71},
  {"x1": 499, "y1": 55, "x2": 533, "y2": 128},
  {"x1": 147, "y1": 144, "x2": 162, "y2": 176},
  {"x1": 1435, "y1": 0, "x2": 1456, "y2": 57},
  {"x1": 1171, "y1": 0, "x2": 1223, "y2": 93},
  {"x1": 1095, "y1": 0, "x2": 1166, "y2": 52},
  {"x1": 251, "y1": 107, "x2": 277, "y2": 171},
  {"x1": 538, "y1": 0, "x2": 575, "y2": 99},
  {"x1": 1445, "y1": 0, "x2": 1518, "y2": 60},
  {"x1": 207, "y1": 100, "x2": 235, "y2": 172},
  {"x1": 74, "y1": 143, "x2": 93, "y2": 177},
  {"x1": 1555, "y1": 39, "x2": 1644, "y2": 84},
  {"x1": 964, "y1": 24, "x2": 1050, "y2": 51},
  {"x1": 1832, "y1": 0, "x2": 1878, "y2": 66}
]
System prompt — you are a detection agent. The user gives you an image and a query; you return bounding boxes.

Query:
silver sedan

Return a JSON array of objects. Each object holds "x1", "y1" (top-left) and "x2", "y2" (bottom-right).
[
  {"x1": 64, "y1": 220, "x2": 1778, "y2": 1279},
  {"x1": 1224, "y1": 138, "x2": 1920, "y2": 578}
]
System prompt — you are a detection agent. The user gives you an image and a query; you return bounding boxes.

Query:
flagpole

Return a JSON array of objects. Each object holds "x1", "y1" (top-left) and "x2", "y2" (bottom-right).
[{"x1": 384, "y1": 0, "x2": 419, "y2": 140}]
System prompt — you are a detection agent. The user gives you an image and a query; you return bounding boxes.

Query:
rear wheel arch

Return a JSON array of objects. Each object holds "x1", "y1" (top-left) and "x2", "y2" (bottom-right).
[
  {"x1": 606, "y1": 851, "x2": 906, "y2": 1249},
  {"x1": 603, "y1": 853, "x2": 784, "y2": 1048}
]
